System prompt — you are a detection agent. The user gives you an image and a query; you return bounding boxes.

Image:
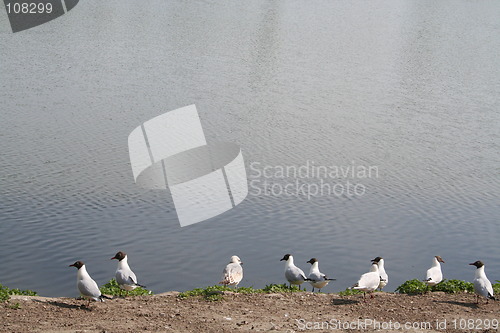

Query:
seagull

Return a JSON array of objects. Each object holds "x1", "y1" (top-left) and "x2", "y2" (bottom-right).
[
  {"x1": 219, "y1": 255, "x2": 243, "y2": 288},
  {"x1": 423, "y1": 256, "x2": 445, "y2": 287},
  {"x1": 69, "y1": 261, "x2": 111, "y2": 307},
  {"x1": 352, "y1": 261, "x2": 380, "y2": 300},
  {"x1": 372, "y1": 257, "x2": 388, "y2": 291},
  {"x1": 306, "y1": 258, "x2": 335, "y2": 292},
  {"x1": 280, "y1": 254, "x2": 309, "y2": 288},
  {"x1": 470, "y1": 260, "x2": 495, "y2": 304},
  {"x1": 111, "y1": 251, "x2": 146, "y2": 296}
]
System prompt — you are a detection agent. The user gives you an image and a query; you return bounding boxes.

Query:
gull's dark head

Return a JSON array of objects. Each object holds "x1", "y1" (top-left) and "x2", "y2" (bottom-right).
[
  {"x1": 371, "y1": 257, "x2": 383, "y2": 263},
  {"x1": 111, "y1": 251, "x2": 127, "y2": 261},
  {"x1": 280, "y1": 254, "x2": 291, "y2": 261},
  {"x1": 435, "y1": 256, "x2": 445, "y2": 263},
  {"x1": 69, "y1": 261, "x2": 84, "y2": 269},
  {"x1": 307, "y1": 258, "x2": 318, "y2": 265},
  {"x1": 469, "y1": 260, "x2": 484, "y2": 268}
]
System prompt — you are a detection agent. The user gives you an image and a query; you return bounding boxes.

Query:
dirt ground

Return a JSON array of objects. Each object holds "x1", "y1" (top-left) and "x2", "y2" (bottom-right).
[{"x1": 2, "y1": 291, "x2": 499, "y2": 333}]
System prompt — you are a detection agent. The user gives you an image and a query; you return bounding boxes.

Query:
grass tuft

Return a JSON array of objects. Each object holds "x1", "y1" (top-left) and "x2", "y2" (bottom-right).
[
  {"x1": 395, "y1": 279, "x2": 429, "y2": 294},
  {"x1": 395, "y1": 279, "x2": 477, "y2": 294},
  {"x1": 178, "y1": 283, "x2": 305, "y2": 302},
  {"x1": 431, "y1": 279, "x2": 474, "y2": 294},
  {"x1": 8, "y1": 302, "x2": 21, "y2": 309},
  {"x1": 99, "y1": 279, "x2": 153, "y2": 296},
  {"x1": 178, "y1": 285, "x2": 232, "y2": 301},
  {"x1": 492, "y1": 281, "x2": 500, "y2": 295},
  {"x1": 261, "y1": 283, "x2": 303, "y2": 293},
  {"x1": 338, "y1": 288, "x2": 364, "y2": 296},
  {"x1": 0, "y1": 283, "x2": 37, "y2": 302}
]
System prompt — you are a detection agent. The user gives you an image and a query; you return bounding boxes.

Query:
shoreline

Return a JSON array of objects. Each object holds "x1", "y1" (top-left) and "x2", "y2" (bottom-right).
[{"x1": 3, "y1": 291, "x2": 499, "y2": 333}]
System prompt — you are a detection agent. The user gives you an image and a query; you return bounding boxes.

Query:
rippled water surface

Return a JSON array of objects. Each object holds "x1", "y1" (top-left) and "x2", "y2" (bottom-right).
[{"x1": 1, "y1": 1, "x2": 499, "y2": 296}]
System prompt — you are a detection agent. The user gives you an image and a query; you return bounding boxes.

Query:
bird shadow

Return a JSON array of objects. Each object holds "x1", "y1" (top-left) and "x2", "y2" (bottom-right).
[
  {"x1": 331, "y1": 298, "x2": 359, "y2": 305},
  {"x1": 32, "y1": 299, "x2": 92, "y2": 311},
  {"x1": 433, "y1": 300, "x2": 479, "y2": 309}
]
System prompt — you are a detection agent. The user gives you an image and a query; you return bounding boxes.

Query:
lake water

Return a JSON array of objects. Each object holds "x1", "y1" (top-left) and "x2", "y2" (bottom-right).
[{"x1": 0, "y1": 1, "x2": 499, "y2": 297}]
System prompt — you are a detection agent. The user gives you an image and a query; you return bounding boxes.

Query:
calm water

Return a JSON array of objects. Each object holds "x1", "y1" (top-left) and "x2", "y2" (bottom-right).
[{"x1": 0, "y1": 1, "x2": 499, "y2": 297}]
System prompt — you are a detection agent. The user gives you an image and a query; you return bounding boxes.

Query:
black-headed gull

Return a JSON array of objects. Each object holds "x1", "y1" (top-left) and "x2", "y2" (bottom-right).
[
  {"x1": 280, "y1": 254, "x2": 309, "y2": 288},
  {"x1": 371, "y1": 257, "x2": 388, "y2": 291},
  {"x1": 306, "y1": 258, "x2": 335, "y2": 292},
  {"x1": 69, "y1": 261, "x2": 110, "y2": 307},
  {"x1": 470, "y1": 260, "x2": 495, "y2": 304},
  {"x1": 423, "y1": 256, "x2": 445, "y2": 287},
  {"x1": 352, "y1": 261, "x2": 380, "y2": 300},
  {"x1": 111, "y1": 251, "x2": 146, "y2": 296},
  {"x1": 219, "y1": 255, "x2": 243, "y2": 287}
]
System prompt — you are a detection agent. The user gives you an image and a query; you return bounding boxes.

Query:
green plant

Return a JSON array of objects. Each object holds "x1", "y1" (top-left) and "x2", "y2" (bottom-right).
[
  {"x1": 431, "y1": 279, "x2": 474, "y2": 293},
  {"x1": 178, "y1": 283, "x2": 306, "y2": 302},
  {"x1": 261, "y1": 284, "x2": 302, "y2": 293},
  {"x1": 202, "y1": 286, "x2": 229, "y2": 301},
  {"x1": 338, "y1": 288, "x2": 364, "y2": 296},
  {"x1": 493, "y1": 281, "x2": 500, "y2": 295},
  {"x1": 99, "y1": 279, "x2": 152, "y2": 296},
  {"x1": 233, "y1": 286, "x2": 259, "y2": 294},
  {"x1": 8, "y1": 302, "x2": 21, "y2": 309},
  {"x1": 395, "y1": 279, "x2": 476, "y2": 294},
  {"x1": 178, "y1": 287, "x2": 206, "y2": 298},
  {"x1": 395, "y1": 279, "x2": 429, "y2": 294},
  {"x1": 0, "y1": 283, "x2": 37, "y2": 302},
  {"x1": 9, "y1": 288, "x2": 37, "y2": 296},
  {"x1": 0, "y1": 284, "x2": 10, "y2": 302},
  {"x1": 178, "y1": 285, "x2": 234, "y2": 301}
]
